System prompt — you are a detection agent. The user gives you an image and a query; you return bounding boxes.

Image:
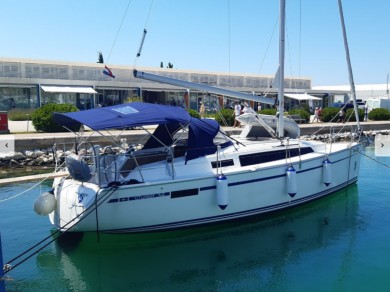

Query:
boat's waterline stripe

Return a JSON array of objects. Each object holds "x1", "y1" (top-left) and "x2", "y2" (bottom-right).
[{"x1": 103, "y1": 178, "x2": 357, "y2": 233}]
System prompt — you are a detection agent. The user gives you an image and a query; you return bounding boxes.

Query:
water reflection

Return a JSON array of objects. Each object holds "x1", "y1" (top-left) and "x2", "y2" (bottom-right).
[{"x1": 35, "y1": 185, "x2": 361, "y2": 291}]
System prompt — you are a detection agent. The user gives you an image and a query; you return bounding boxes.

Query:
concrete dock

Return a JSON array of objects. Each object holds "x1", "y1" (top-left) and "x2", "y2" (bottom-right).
[
  {"x1": 0, "y1": 171, "x2": 68, "y2": 186},
  {"x1": 3, "y1": 119, "x2": 390, "y2": 152}
]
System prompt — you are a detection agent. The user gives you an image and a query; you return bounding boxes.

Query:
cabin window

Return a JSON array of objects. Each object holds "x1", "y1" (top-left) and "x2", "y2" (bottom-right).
[
  {"x1": 171, "y1": 188, "x2": 199, "y2": 199},
  {"x1": 211, "y1": 159, "x2": 234, "y2": 168},
  {"x1": 239, "y1": 147, "x2": 314, "y2": 167}
]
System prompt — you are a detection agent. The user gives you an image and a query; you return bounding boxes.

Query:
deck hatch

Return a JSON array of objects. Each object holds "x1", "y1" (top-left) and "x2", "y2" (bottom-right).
[{"x1": 211, "y1": 159, "x2": 234, "y2": 168}]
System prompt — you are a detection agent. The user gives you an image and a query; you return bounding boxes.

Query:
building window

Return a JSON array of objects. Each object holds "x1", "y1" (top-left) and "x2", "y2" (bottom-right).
[{"x1": 0, "y1": 87, "x2": 38, "y2": 110}]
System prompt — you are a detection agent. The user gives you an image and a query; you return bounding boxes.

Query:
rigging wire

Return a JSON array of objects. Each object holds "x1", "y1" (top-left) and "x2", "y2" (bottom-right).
[
  {"x1": 298, "y1": 0, "x2": 302, "y2": 79},
  {"x1": 105, "y1": 0, "x2": 133, "y2": 65},
  {"x1": 360, "y1": 149, "x2": 390, "y2": 169},
  {"x1": 227, "y1": 0, "x2": 231, "y2": 83},
  {"x1": 285, "y1": 23, "x2": 294, "y2": 84},
  {"x1": 251, "y1": 17, "x2": 279, "y2": 94}
]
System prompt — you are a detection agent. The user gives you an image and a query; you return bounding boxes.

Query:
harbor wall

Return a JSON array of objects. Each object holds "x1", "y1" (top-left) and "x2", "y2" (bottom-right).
[{"x1": 11, "y1": 122, "x2": 390, "y2": 152}]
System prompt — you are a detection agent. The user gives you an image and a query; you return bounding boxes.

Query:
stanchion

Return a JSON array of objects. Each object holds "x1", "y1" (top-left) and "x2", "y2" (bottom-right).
[{"x1": 0, "y1": 232, "x2": 5, "y2": 292}]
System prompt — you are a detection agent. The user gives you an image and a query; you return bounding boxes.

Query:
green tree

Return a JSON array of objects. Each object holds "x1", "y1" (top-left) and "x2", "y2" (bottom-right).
[{"x1": 97, "y1": 51, "x2": 104, "y2": 64}]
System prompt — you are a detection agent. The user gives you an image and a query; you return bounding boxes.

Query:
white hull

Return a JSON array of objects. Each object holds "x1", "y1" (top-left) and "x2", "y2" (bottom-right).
[{"x1": 49, "y1": 141, "x2": 361, "y2": 233}]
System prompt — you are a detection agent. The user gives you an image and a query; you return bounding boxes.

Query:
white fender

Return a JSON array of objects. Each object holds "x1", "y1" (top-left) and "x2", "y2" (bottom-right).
[
  {"x1": 286, "y1": 166, "x2": 297, "y2": 198},
  {"x1": 322, "y1": 159, "x2": 332, "y2": 186},
  {"x1": 34, "y1": 191, "x2": 56, "y2": 215},
  {"x1": 216, "y1": 174, "x2": 228, "y2": 210}
]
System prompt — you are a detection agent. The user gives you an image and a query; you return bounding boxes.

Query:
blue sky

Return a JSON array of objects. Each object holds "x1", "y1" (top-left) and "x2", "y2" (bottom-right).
[{"x1": 1, "y1": 0, "x2": 389, "y2": 86}]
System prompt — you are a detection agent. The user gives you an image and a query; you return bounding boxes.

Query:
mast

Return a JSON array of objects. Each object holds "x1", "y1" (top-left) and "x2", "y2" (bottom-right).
[
  {"x1": 338, "y1": 0, "x2": 361, "y2": 131},
  {"x1": 277, "y1": 0, "x2": 286, "y2": 138}
]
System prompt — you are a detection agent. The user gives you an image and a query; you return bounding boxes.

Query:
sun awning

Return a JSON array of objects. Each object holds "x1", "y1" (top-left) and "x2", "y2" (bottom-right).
[
  {"x1": 53, "y1": 102, "x2": 191, "y2": 131},
  {"x1": 284, "y1": 93, "x2": 322, "y2": 101},
  {"x1": 41, "y1": 86, "x2": 97, "y2": 94}
]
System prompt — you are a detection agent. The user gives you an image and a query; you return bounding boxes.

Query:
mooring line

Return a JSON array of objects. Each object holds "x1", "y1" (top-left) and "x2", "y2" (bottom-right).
[
  {"x1": 360, "y1": 149, "x2": 390, "y2": 168},
  {"x1": 3, "y1": 186, "x2": 118, "y2": 274},
  {"x1": 0, "y1": 161, "x2": 67, "y2": 203}
]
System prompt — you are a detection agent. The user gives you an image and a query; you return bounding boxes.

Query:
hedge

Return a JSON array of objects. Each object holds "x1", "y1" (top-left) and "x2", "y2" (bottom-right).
[
  {"x1": 214, "y1": 108, "x2": 234, "y2": 126},
  {"x1": 368, "y1": 108, "x2": 390, "y2": 120},
  {"x1": 31, "y1": 103, "x2": 79, "y2": 132}
]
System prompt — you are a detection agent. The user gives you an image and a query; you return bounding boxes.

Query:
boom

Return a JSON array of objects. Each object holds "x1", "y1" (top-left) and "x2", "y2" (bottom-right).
[{"x1": 133, "y1": 69, "x2": 276, "y2": 106}]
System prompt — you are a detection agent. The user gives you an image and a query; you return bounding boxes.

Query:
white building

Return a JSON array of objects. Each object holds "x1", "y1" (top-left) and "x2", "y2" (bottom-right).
[
  {"x1": 0, "y1": 57, "x2": 313, "y2": 112},
  {"x1": 313, "y1": 84, "x2": 390, "y2": 102}
]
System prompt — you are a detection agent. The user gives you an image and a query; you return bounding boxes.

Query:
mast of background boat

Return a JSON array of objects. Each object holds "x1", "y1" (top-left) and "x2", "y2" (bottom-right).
[
  {"x1": 338, "y1": 0, "x2": 361, "y2": 131},
  {"x1": 277, "y1": 0, "x2": 286, "y2": 138}
]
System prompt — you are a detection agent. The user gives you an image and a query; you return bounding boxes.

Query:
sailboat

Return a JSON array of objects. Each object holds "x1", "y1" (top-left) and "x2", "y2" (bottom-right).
[{"x1": 34, "y1": 0, "x2": 362, "y2": 233}]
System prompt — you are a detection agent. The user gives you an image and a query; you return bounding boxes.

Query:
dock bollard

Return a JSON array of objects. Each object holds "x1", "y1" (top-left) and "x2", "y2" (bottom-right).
[{"x1": 0, "y1": 232, "x2": 4, "y2": 292}]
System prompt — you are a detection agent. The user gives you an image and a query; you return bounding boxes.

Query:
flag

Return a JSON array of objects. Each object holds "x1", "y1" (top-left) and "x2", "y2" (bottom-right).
[{"x1": 103, "y1": 65, "x2": 115, "y2": 78}]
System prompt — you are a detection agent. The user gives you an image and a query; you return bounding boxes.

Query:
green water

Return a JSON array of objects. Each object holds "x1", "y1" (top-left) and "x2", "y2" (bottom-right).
[{"x1": 1, "y1": 147, "x2": 390, "y2": 291}]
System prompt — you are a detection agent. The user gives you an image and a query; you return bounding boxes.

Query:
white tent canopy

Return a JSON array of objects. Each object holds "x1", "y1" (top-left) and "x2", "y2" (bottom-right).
[
  {"x1": 284, "y1": 93, "x2": 322, "y2": 101},
  {"x1": 41, "y1": 86, "x2": 97, "y2": 94}
]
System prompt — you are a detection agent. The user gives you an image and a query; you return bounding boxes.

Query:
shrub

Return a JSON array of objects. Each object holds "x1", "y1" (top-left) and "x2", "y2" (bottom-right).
[
  {"x1": 31, "y1": 103, "x2": 79, "y2": 132},
  {"x1": 187, "y1": 109, "x2": 200, "y2": 118},
  {"x1": 368, "y1": 108, "x2": 390, "y2": 121},
  {"x1": 258, "y1": 108, "x2": 277, "y2": 116},
  {"x1": 214, "y1": 108, "x2": 234, "y2": 126},
  {"x1": 320, "y1": 107, "x2": 340, "y2": 122},
  {"x1": 287, "y1": 109, "x2": 310, "y2": 123},
  {"x1": 300, "y1": 104, "x2": 311, "y2": 113},
  {"x1": 345, "y1": 108, "x2": 364, "y2": 122},
  {"x1": 125, "y1": 96, "x2": 143, "y2": 103},
  {"x1": 8, "y1": 108, "x2": 35, "y2": 121}
]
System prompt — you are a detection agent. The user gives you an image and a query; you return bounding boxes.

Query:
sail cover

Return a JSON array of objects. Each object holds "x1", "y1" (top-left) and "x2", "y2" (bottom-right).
[
  {"x1": 53, "y1": 102, "x2": 191, "y2": 131},
  {"x1": 186, "y1": 118, "x2": 220, "y2": 161}
]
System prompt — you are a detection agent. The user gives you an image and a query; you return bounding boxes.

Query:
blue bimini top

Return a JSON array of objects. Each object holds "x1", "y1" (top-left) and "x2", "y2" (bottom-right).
[
  {"x1": 53, "y1": 102, "x2": 223, "y2": 161},
  {"x1": 53, "y1": 102, "x2": 191, "y2": 131}
]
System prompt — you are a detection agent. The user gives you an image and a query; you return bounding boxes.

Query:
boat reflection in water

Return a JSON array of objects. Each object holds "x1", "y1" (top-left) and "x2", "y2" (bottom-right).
[{"x1": 36, "y1": 185, "x2": 360, "y2": 291}]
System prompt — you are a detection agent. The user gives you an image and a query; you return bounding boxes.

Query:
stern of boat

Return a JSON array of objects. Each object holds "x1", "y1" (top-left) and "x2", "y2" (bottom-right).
[
  {"x1": 348, "y1": 143, "x2": 362, "y2": 182},
  {"x1": 49, "y1": 177, "x2": 99, "y2": 232}
]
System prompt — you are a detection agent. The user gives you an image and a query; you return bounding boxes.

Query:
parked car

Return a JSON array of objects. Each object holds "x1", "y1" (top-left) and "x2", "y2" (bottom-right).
[{"x1": 332, "y1": 100, "x2": 365, "y2": 110}]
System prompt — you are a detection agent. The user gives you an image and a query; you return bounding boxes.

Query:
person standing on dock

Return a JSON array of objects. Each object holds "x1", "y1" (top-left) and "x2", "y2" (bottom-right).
[
  {"x1": 199, "y1": 102, "x2": 205, "y2": 118},
  {"x1": 312, "y1": 107, "x2": 320, "y2": 123},
  {"x1": 233, "y1": 101, "x2": 241, "y2": 127},
  {"x1": 337, "y1": 108, "x2": 346, "y2": 123}
]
